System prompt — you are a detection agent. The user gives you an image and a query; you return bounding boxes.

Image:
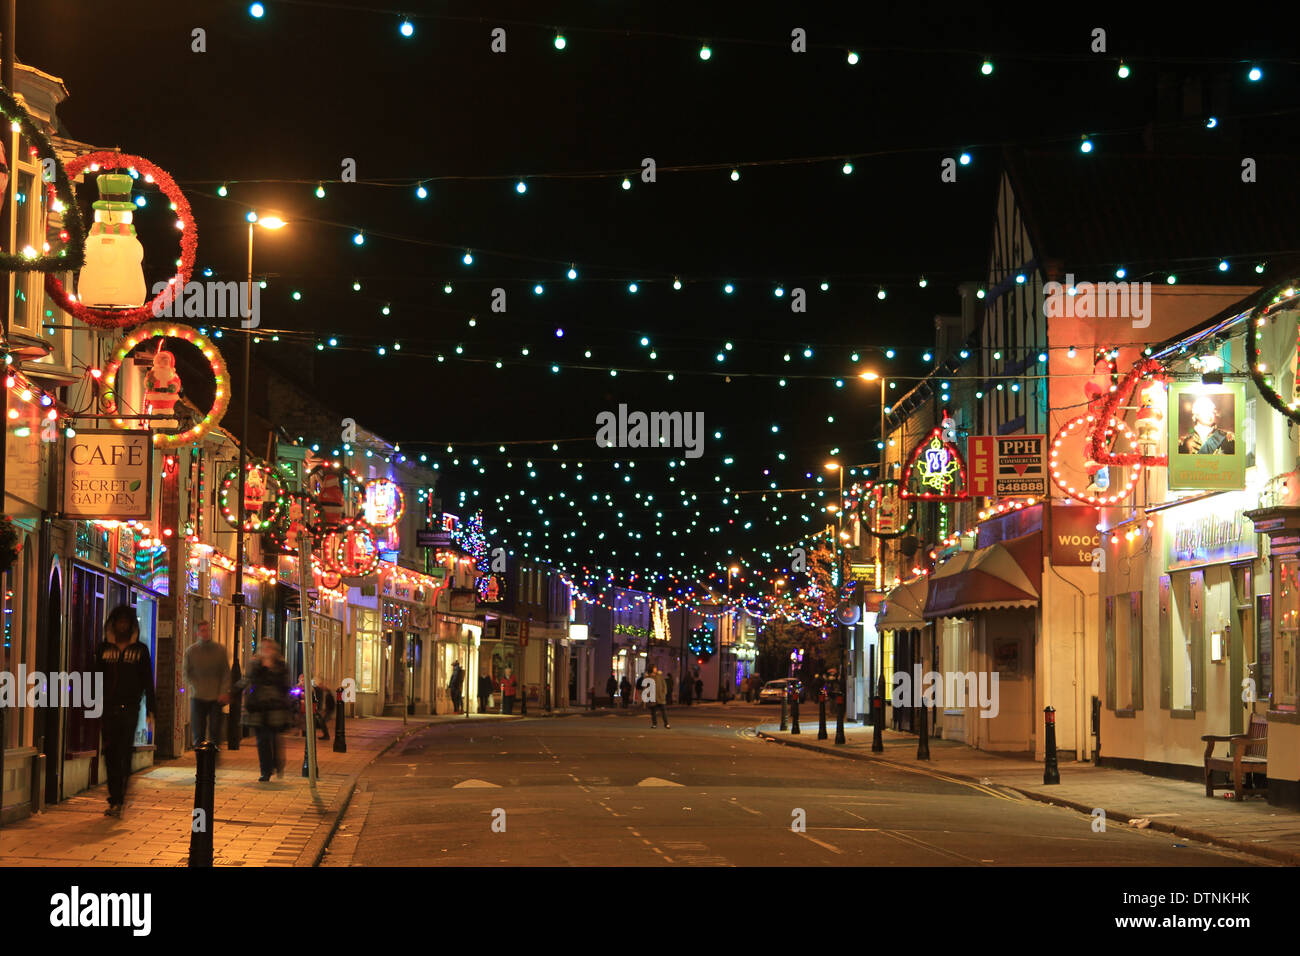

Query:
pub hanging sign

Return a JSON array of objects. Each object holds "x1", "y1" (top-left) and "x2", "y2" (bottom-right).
[{"x1": 62, "y1": 430, "x2": 153, "y2": 521}]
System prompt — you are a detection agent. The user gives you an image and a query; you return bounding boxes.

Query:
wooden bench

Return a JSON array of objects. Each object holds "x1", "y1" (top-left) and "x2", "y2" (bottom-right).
[{"x1": 1202, "y1": 714, "x2": 1268, "y2": 800}]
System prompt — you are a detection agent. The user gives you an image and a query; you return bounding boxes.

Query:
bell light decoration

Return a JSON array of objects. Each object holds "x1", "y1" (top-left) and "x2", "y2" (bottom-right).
[{"x1": 77, "y1": 173, "x2": 147, "y2": 307}]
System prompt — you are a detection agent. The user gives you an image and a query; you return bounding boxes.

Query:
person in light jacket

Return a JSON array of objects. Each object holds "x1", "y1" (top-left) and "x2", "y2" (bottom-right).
[{"x1": 183, "y1": 620, "x2": 229, "y2": 750}]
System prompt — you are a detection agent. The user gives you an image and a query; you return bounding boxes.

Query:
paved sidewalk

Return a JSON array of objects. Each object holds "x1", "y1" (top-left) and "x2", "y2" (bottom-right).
[
  {"x1": 0, "y1": 714, "x2": 518, "y2": 867},
  {"x1": 756, "y1": 719, "x2": 1300, "y2": 865}
]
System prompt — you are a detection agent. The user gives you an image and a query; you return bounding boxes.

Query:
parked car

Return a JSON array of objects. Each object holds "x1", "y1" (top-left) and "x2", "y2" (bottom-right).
[{"x1": 758, "y1": 678, "x2": 805, "y2": 704}]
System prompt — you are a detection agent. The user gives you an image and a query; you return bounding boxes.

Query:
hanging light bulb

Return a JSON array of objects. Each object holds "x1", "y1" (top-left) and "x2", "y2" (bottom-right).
[
  {"x1": 1117, "y1": 61, "x2": 1130, "y2": 78},
  {"x1": 315, "y1": 183, "x2": 326, "y2": 199},
  {"x1": 699, "y1": 44, "x2": 712, "y2": 61},
  {"x1": 980, "y1": 59, "x2": 994, "y2": 75},
  {"x1": 416, "y1": 184, "x2": 428, "y2": 199}
]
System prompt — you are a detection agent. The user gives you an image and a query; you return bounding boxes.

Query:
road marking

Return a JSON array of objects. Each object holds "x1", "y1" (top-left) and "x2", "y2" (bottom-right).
[
  {"x1": 879, "y1": 828, "x2": 983, "y2": 864},
  {"x1": 798, "y1": 833, "x2": 845, "y2": 855},
  {"x1": 636, "y1": 777, "x2": 685, "y2": 787},
  {"x1": 452, "y1": 779, "x2": 502, "y2": 788}
]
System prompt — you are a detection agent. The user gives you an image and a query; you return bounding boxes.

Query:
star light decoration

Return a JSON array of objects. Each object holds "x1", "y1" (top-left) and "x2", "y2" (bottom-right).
[{"x1": 900, "y1": 421, "x2": 969, "y2": 501}]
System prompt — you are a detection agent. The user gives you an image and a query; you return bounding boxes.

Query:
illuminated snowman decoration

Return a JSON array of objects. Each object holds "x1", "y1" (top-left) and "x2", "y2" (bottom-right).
[{"x1": 76, "y1": 173, "x2": 146, "y2": 308}]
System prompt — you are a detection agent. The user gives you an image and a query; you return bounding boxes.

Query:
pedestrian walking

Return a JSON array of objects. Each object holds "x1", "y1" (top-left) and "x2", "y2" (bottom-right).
[
  {"x1": 664, "y1": 672, "x2": 674, "y2": 705},
  {"x1": 694, "y1": 677, "x2": 703, "y2": 702},
  {"x1": 478, "y1": 671, "x2": 493, "y2": 713},
  {"x1": 500, "y1": 668, "x2": 518, "y2": 714},
  {"x1": 719, "y1": 681, "x2": 728, "y2": 705},
  {"x1": 619, "y1": 675, "x2": 632, "y2": 708},
  {"x1": 647, "y1": 667, "x2": 670, "y2": 728},
  {"x1": 680, "y1": 675, "x2": 692, "y2": 707},
  {"x1": 240, "y1": 639, "x2": 291, "y2": 782},
  {"x1": 739, "y1": 676, "x2": 749, "y2": 702},
  {"x1": 605, "y1": 673, "x2": 618, "y2": 707},
  {"x1": 183, "y1": 620, "x2": 229, "y2": 750},
  {"x1": 448, "y1": 660, "x2": 464, "y2": 713},
  {"x1": 93, "y1": 605, "x2": 155, "y2": 817}
]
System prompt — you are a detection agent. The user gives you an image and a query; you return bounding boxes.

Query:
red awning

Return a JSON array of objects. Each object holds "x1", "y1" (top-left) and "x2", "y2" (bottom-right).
[{"x1": 922, "y1": 532, "x2": 1041, "y2": 620}]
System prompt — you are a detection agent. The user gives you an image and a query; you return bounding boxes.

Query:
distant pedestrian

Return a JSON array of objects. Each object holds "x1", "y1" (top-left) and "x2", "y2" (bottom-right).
[
  {"x1": 448, "y1": 660, "x2": 464, "y2": 713},
  {"x1": 695, "y1": 677, "x2": 703, "y2": 702},
  {"x1": 93, "y1": 605, "x2": 155, "y2": 817},
  {"x1": 680, "y1": 675, "x2": 692, "y2": 707},
  {"x1": 665, "y1": 672, "x2": 674, "y2": 705},
  {"x1": 241, "y1": 639, "x2": 290, "y2": 782},
  {"x1": 183, "y1": 620, "x2": 229, "y2": 750},
  {"x1": 719, "y1": 682, "x2": 728, "y2": 705},
  {"x1": 605, "y1": 673, "x2": 618, "y2": 707},
  {"x1": 478, "y1": 671, "x2": 493, "y2": 713},
  {"x1": 500, "y1": 668, "x2": 518, "y2": 714},
  {"x1": 647, "y1": 667, "x2": 670, "y2": 728},
  {"x1": 619, "y1": 675, "x2": 632, "y2": 707}
]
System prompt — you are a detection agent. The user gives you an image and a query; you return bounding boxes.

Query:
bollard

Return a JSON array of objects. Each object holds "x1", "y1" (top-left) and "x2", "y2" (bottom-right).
[
  {"x1": 1043, "y1": 705, "x2": 1060, "y2": 785},
  {"x1": 818, "y1": 694, "x2": 828, "y2": 740},
  {"x1": 333, "y1": 687, "x2": 347, "y2": 753},
  {"x1": 589, "y1": 687, "x2": 597, "y2": 711},
  {"x1": 917, "y1": 692, "x2": 930, "y2": 760},
  {"x1": 790, "y1": 693, "x2": 800, "y2": 734},
  {"x1": 520, "y1": 687, "x2": 528, "y2": 716},
  {"x1": 188, "y1": 741, "x2": 216, "y2": 867},
  {"x1": 834, "y1": 683, "x2": 846, "y2": 745},
  {"x1": 871, "y1": 673, "x2": 884, "y2": 753},
  {"x1": 779, "y1": 690, "x2": 789, "y2": 731}
]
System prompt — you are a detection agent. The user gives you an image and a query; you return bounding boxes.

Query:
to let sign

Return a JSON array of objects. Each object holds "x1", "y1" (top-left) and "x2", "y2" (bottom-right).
[
  {"x1": 63, "y1": 430, "x2": 152, "y2": 520},
  {"x1": 968, "y1": 435, "x2": 1048, "y2": 498}
]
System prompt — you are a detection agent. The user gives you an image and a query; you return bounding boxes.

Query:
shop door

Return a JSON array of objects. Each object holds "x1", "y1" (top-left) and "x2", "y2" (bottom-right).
[
  {"x1": 1230, "y1": 564, "x2": 1253, "y2": 736},
  {"x1": 981, "y1": 611, "x2": 1034, "y2": 753}
]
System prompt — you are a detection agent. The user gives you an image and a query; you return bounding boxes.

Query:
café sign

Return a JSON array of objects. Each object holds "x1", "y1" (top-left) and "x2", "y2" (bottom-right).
[{"x1": 63, "y1": 430, "x2": 152, "y2": 520}]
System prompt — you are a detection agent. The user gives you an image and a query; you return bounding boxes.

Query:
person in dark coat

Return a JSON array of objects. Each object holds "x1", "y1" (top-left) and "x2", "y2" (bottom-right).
[
  {"x1": 240, "y1": 639, "x2": 291, "y2": 781},
  {"x1": 694, "y1": 677, "x2": 704, "y2": 702},
  {"x1": 478, "y1": 671, "x2": 493, "y2": 713},
  {"x1": 680, "y1": 674, "x2": 692, "y2": 707},
  {"x1": 619, "y1": 675, "x2": 632, "y2": 708},
  {"x1": 448, "y1": 661, "x2": 465, "y2": 713},
  {"x1": 605, "y1": 673, "x2": 618, "y2": 707},
  {"x1": 664, "y1": 672, "x2": 674, "y2": 705},
  {"x1": 93, "y1": 605, "x2": 156, "y2": 817}
]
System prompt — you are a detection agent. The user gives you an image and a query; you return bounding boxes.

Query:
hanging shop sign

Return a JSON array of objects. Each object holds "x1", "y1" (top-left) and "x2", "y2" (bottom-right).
[
  {"x1": 900, "y1": 421, "x2": 968, "y2": 501},
  {"x1": 968, "y1": 435, "x2": 1048, "y2": 498},
  {"x1": 1049, "y1": 504, "x2": 1103, "y2": 567},
  {"x1": 101, "y1": 322, "x2": 229, "y2": 448},
  {"x1": 849, "y1": 562, "x2": 877, "y2": 587},
  {"x1": 1165, "y1": 490, "x2": 1258, "y2": 570},
  {"x1": 449, "y1": 588, "x2": 479, "y2": 614},
  {"x1": 62, "y1": 430, "x2": 152, "y2": 520},
  {"x1": 1167, "y1": 381, "x2": 1247, "y2": 491}
]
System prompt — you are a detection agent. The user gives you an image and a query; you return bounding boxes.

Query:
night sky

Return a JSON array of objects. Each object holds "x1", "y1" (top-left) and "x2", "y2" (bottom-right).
[{"x1": 20, "y1": 1, "x2": 1300, "y2": 602}]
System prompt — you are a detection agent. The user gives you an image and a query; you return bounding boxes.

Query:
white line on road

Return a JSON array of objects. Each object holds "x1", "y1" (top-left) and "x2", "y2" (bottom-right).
[{"x1": 798, "y1": 833, "x2": 845, "y2": 855}]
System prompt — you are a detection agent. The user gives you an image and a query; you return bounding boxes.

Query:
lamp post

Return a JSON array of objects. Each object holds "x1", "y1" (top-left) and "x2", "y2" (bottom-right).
[
  {"x1": 860, "y1": 370, "x2": 888, "y2": 742},
  {"x1": 825, "y1": 461, "x2": 847, "y2": 744},
  {"x1": 234, "y1": 212, "x2": 285, "y2": 677}
]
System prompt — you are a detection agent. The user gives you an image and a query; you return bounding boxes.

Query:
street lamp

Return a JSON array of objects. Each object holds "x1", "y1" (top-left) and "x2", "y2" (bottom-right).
[
  {"x1": 824, "y1": 461, "x2": 847, "y2": 743},
  {"x1": 860, "y1": 369, "x2": 889, "y2": 742},
  {"x1": 234, "y1": 212, "x2": 287, "y2": 679}
]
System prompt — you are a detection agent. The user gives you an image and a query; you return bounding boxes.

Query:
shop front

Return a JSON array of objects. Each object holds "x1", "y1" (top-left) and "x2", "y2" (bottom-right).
[{"x1": 877, "y1": 576, "x2": 928, "y2": 733}]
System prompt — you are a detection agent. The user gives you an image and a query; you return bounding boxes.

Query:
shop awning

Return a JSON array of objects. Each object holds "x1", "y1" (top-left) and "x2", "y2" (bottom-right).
[
  {"x1": 877, "y1": 577, "x2": 928, "y2": 630},
  {"x1": 922, "y1": 532, "x2": 1041, "y2": 620}
]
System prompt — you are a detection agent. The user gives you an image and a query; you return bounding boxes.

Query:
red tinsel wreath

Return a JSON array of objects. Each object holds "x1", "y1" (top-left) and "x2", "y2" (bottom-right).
[
  {"x1": 44, "y1": 151, "x2": 197, "y2": 329},
  {"x1": 1088, "y1": 357, "x2": 1169, "y2": 467}
]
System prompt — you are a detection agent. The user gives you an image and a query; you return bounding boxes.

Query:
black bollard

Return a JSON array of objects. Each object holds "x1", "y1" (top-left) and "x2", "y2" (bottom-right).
[
  {"x1": 917, "y1": 691, "x2": 930, "y2": 760},
  {"x1": 188, "y1": 741, "x2": 216, "y2": 867},
  {"x1": 790, "y1": 693, "x2": 800, "y2": 734},
  {"x1": 871, "y1": 673, "x2": 884, "y2": 753},
  {"x1": 779, "y1": 690, "x2": 789, "y2": 731},
  {"x1": 333, "y1": 687, "x2": 347, "y2": 753},
  {"x1": 1043, "y1": 705, "x2": 1060, "y2": 784},
  {"x1": 589, "y1": 687, "x2": 596, "y2": 711},
  {"x1": 227, "y1": 662, "x2": 241, "y2": 750},
  {"x1": 818, "y1": 695, "x2": 828, "y2": 740},
  {"x1": 520, "y1": 687, "x2": 528, "y2": 716}
]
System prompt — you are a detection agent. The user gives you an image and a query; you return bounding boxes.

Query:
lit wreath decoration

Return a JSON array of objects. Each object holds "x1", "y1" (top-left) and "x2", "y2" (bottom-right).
[
  {"x1": 45, "y1": 151, "x2": 196, "y2": 329},
  {"x1": 101, "y1": 322, "x2": 229, "y2": 448},
  {"x1": 362, "y1": 477, "x2": 406, "y2": 528},
  {"x1": 305, "y1": 462, "x2": 365, "y2": 534},
  {"x1": 218, "y1": 463, "x2": 286, "y2": 532},
  {"x1": 265, "y1": 492, "x2": 321, "y2": 556},
  {"x1": 1051, "y1": 414, "x2": 1143, "y2": 506},
  {"x1": 0, "y1": 85, "x2": 86, "y2": 273},
  {"x1": 1087, "y1": 357, "x2": 1168, "y2": 467},
  {"x1": 852, "y1": 479, "x2": 916, "y2": 538},
  {"x1": 1245, "y1": 278, "x2": 1300, "y2": 425},
  {"x1": 318, "y1": 517, "x2": 380, "y2": 578}
]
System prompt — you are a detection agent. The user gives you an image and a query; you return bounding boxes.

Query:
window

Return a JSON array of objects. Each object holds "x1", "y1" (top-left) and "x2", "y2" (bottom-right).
[
  {"x1": 1107, "y1": 590, "x2": 1144, "y2": 711},
  {"x1": 1275, "y1": 558, "x2": 1299, "y2": 712},
  {"x1": 355, "y1": 607, "x2": 380, "y2": 694}
]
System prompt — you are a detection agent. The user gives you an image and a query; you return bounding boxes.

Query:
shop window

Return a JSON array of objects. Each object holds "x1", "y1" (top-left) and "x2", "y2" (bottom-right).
[
  {"x1": 1167, "y1": 571, "x2": 1204, "y2": 712},
  {"x1": 1275, "y1": 558, "x2": 1299, "y2": 712},
  {"x1": 355, "y1": 607, "x2": 380, "y2": 694},
  {"x1": 1, "y1": 560, "x2": 19, "y2": 750}
]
